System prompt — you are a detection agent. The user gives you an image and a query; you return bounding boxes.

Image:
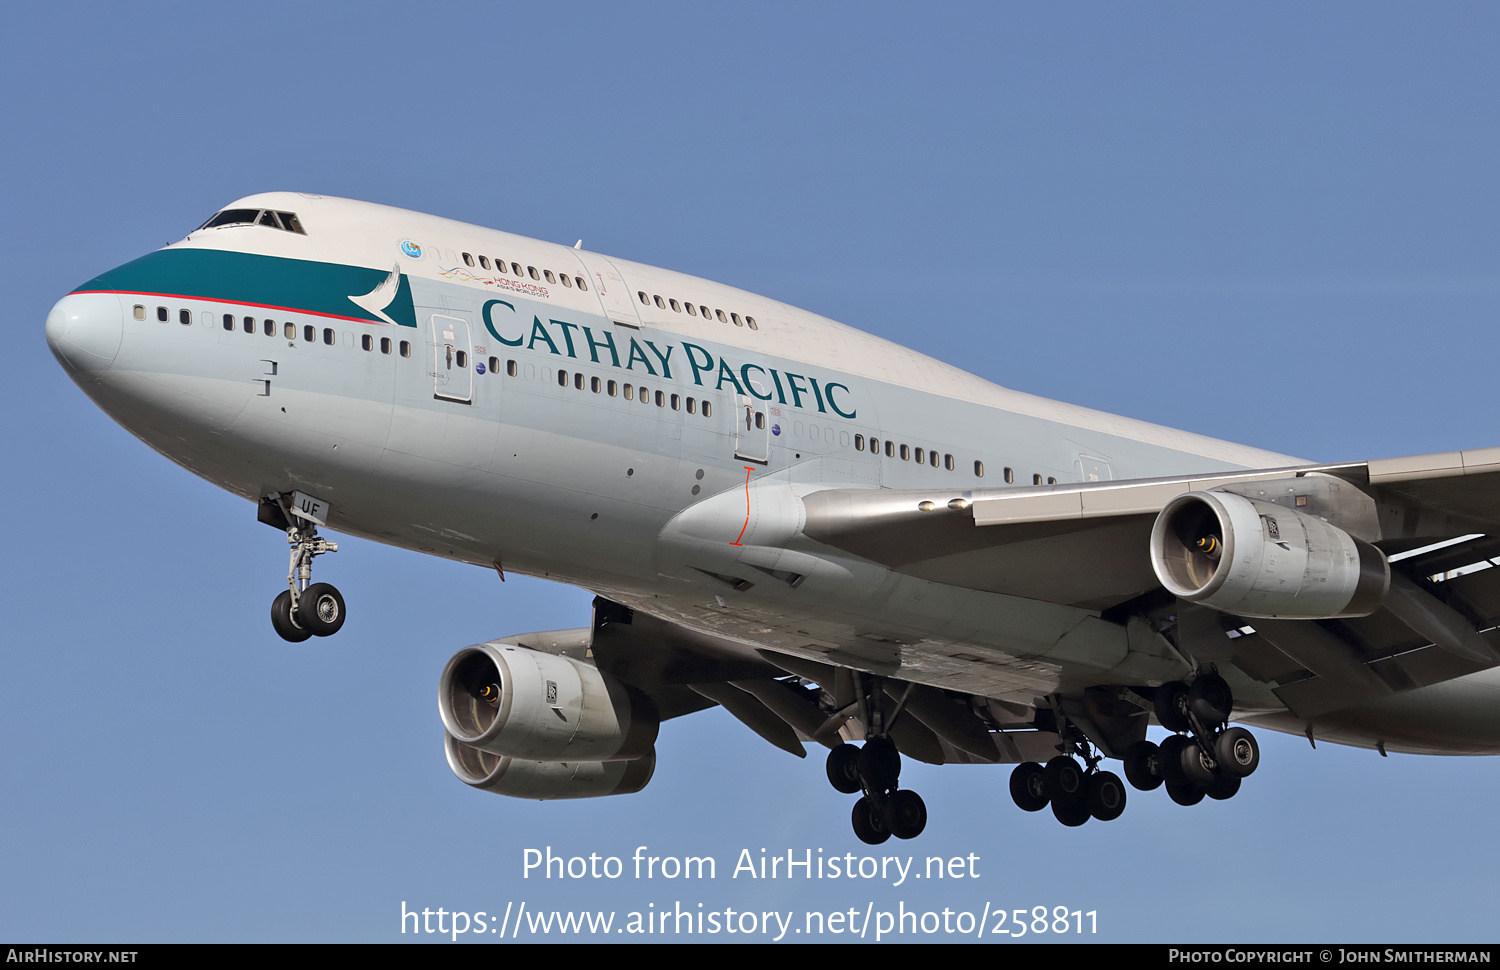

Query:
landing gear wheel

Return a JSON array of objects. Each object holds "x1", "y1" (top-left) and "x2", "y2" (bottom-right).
[
  {"x1": 1215, "y1": 727, "x2": 1260, "y2": 777},
  {"x1": 1155, "y1": 682, "x2": 1191, "y2": 733},
  {"x1": 1206, "y1": 773, "x2": 1242, "y2": 801},
  {"x1": 1157, "y1": 734, "x2": 1192, "y2": 783},
  {"x1": 826, "y1": 744, "x2": 863, "y2": 794},
  {"x1": 1085, "y1": 771, "x2": 1128, "y2": 821},
  {"x1": 1043, "y1": 755, "x2": 1085, "y2": 805},
  {"x1": 1166, "y1": 780, "x2": 1205, "y2": 806},
  {"x1": 884, "y1": 789, "x2": 927, "y2": 839},
  {"x1": 858, "y1": 737, "x2": 901, "y2": 790},
  {"x1": 1051, "y1": 791, "x2": 1092, "y2": 826},
  {"x1": 296, "y1": 582, "x2": 346, "y2": 637},
  {"x1": 271, "y1": 590, "x2": 312, "y2": 643},
  {"x1": 1123, "y1": 740, "x2": 1164, "y2": 791},
  {"x1": 1009, "y1": 762, "x2": 1050, "y2": 812},
  {"x1": 1189, "y1": 673, "x2": 1233, "y2": 723},
  {"x1": 1179, "y1": 740, "x2": 1218, "y2": 787},
  {"x1": 852, "y1": 796, "x2": 891, "y2": 845}
]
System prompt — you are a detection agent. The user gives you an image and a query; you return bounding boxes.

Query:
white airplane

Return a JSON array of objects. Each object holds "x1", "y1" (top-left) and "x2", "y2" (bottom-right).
[{"x1": 46, "y1": 192, "x2": 1500, "y2": 843}]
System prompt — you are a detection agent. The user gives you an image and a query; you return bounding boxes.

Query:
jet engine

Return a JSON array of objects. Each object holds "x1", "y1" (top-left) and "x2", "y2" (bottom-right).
[
  {"x1": 444, "y1": 733, "x2": 655, "y2": 800},
  {"x1": 438, "y1": 641, "x2": 660, "y2": 800},
  {"x1": 1150, "y1": 490, "x2": 1389, "y2": 619},
  {"x1": 439, "y1": 641, "x2": 659, "y2": 762}
]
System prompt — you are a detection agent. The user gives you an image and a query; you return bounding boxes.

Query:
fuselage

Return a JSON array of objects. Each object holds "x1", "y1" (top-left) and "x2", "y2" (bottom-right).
[{"x1": 46, "y1": 192, "x2": 1500, "y2": 752}]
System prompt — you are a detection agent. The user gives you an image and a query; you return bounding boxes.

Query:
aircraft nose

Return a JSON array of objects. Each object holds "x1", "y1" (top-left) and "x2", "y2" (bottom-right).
[{"x1": 46, "y1": 293, "x2": 123, "y2": 382}]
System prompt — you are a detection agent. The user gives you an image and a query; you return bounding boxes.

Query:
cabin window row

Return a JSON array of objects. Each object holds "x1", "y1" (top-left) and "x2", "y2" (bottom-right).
[
  {"x1": 853, "y1": 434, "x2": 956, "y2": 471},
  {"x1": 136, "y1": 305, "x2": 412, "y2": 358},
  {"x1": 460, "y1": 252, "x2": 588, "y2": 291},
  {"x1": 636, "y1": 291, "x2": 758, "y2": 330},
  {"x1": 843, "y1": 437, "x2": 1046, "y2": 483},
  {"x1": 548, "y1": 367, "x2": 713, "y2": 415},
  {"x1": 987, "y1": 466, "x2": 1055, "y2": 485}
]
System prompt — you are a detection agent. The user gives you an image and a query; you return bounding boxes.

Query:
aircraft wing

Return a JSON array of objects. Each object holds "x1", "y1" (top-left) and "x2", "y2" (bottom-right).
[
  {"x1": 801, "y1": 447, "x2": 1500, "y2": 721},
  {"x1": 581, "y1": 598, "x2": 1056, "y2": 765},
  {"x1": 801, "y1": 447, "x2": 1500, "y2": 610}
]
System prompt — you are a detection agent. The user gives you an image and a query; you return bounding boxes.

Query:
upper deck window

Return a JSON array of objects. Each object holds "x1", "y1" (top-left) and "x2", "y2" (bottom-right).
[{"x1": 196, "y1": 208, "x2": 307, "y2": 234}]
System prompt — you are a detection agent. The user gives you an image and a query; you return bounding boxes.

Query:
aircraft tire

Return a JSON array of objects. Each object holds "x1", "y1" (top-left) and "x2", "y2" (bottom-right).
[
  {"x1": 884, "y1": 789, "x2": 927, "y2": 839},
  {"x1": 826, "y1": 744, "x2": 863, "y2": 794},
  {"x1": 852, "y1": 796, "x2": 891, "y2": 845},
  {"x1": 1166, "y1": 779, "x2": 1206, "y2": 807},
  {"x1": 1123, "y1": 740, "x2": 1164, "y2": 791},
  {"x1": 1179, "y1": 740, "x2": 1217, "y2": 787},
  {"x1": 1043, "y1": 755, "x2": 1085, "y2": 805},
  {"x1": 1051, "y1": 791, "x2": 1091, "y2": 826},
  {"x1": 1206, "y1": 772, "x2": 1242, "y2": 800},
  {"x1": 858, "y1": 737, "x2": 900, "y2": 790},
  {"x1": 1155, "y1": 682, "x2": 1192, "y2": 733},
  {"x1": 1157, "y1": 734, "x2": 1192, "y2": 784},
  {"x1": 296, "y1": 582, "x2": 346, "y2": 637},
  {"x1": 1009, "y1": 762, "x2": 1049, "y2": 812},
  {"x1": 1215, "y1": 727, "x2": 1260, "y2": 777},
  {"x1": 1086, "y1": 771, "x2": 1128, "y2": 821},
  {"x1": 1189, "y1": 673, "x2": 1233, "y2": 724},
  {"x1": 271, "y1": 591, "x2": 312, "y2": 643}
]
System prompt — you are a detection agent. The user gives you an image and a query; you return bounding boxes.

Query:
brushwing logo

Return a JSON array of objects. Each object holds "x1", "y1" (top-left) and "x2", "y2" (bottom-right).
[
  {"x1": 400, "y1": 239, "x2": 422, "y2": 258},
  {"x1": 348, "y1": 262, "x2": 417, "y2": 327}
]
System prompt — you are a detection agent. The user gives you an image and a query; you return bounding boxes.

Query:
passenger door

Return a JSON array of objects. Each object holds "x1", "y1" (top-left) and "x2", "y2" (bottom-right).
[
  {"x1": 734, "y1": 394, "x2": 769, "y2": 463},
  {"x1": 429, "y1": 313, "x2": 473, "y2": 404}
]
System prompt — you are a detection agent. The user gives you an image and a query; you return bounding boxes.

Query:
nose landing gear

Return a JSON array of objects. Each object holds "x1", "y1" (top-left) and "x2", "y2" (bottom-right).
[{"x1": 263, "y1": 495, "x2": 345, "y2": 643}]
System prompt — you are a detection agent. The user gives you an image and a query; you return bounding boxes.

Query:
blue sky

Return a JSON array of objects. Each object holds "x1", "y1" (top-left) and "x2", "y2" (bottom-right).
[{"x1": 3, "y1": 2, "x2": 1499, "y2": 942}]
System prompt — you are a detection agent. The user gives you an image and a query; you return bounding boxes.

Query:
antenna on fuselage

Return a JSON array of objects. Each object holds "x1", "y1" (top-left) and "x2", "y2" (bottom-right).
[{"x1": 574, "y1": 240, "x2": 582, "y2": 249}]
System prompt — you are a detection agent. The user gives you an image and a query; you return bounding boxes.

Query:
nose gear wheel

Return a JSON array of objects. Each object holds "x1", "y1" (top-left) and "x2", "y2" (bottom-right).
[{"x1": 265, "y1": 497, "x2": 346, "y2": 643}]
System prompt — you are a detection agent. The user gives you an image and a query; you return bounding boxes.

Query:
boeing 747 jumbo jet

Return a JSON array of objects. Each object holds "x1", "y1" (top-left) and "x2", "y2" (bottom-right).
[{"x1": 46, "y1": 192, "x2": 1500, "y2": 843}]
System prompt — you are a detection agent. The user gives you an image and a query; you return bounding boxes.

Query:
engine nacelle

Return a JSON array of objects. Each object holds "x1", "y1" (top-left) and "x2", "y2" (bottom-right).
[
  {"x1": 444, "y1": 733, "x2": 655, "y2": 800},
  {"x1": 438, "y1": 641, "x2": 658, "y2": 762},
  {"x1": 1150, "y1": 490, "x2": 1389, "y2": 619}
]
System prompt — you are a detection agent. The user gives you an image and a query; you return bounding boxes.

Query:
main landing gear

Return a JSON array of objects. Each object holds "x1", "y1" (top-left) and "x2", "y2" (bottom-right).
[
  {"x1": 269, "y1": 519, "x2": 345, "y2": 643},
  {"x1": 826, "y1": 738, "x2": 928, "y2": 845},
  {"x1": 824, "y1": 675, "x2": 928, "y2": 845},
  {"x1": 1007, "y1": 672, "x2": 1261, "y2": 825},
  {"x1": 1007, "y1": 740, "x2": 1128, "y2": 827},
  {"x1": 1123, "y1": 673, "x2": 1259, "y2": 807}
]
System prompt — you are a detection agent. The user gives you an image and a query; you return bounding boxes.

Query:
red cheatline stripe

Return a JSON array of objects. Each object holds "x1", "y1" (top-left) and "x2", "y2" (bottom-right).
[{"x1": 72, "y1": 290, "x2": 395, "y2": 326}]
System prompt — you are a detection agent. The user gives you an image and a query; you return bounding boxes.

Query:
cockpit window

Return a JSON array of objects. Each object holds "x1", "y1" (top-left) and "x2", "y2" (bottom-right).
[
  {"x1": 196, "y1": 208, "x2": 307, "y2": 234},
  {"x1": 199, "y1": 209, "x2": 260, "y2": 230}
]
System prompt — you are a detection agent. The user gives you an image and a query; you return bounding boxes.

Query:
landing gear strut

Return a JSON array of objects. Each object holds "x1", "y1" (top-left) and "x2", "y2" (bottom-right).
[
  {"x1": 824, "y1": 675, "x2": 928, "y2": 844},
  {"x1": 268, "y1": 501, "x2": 345, "y2": 642}
]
